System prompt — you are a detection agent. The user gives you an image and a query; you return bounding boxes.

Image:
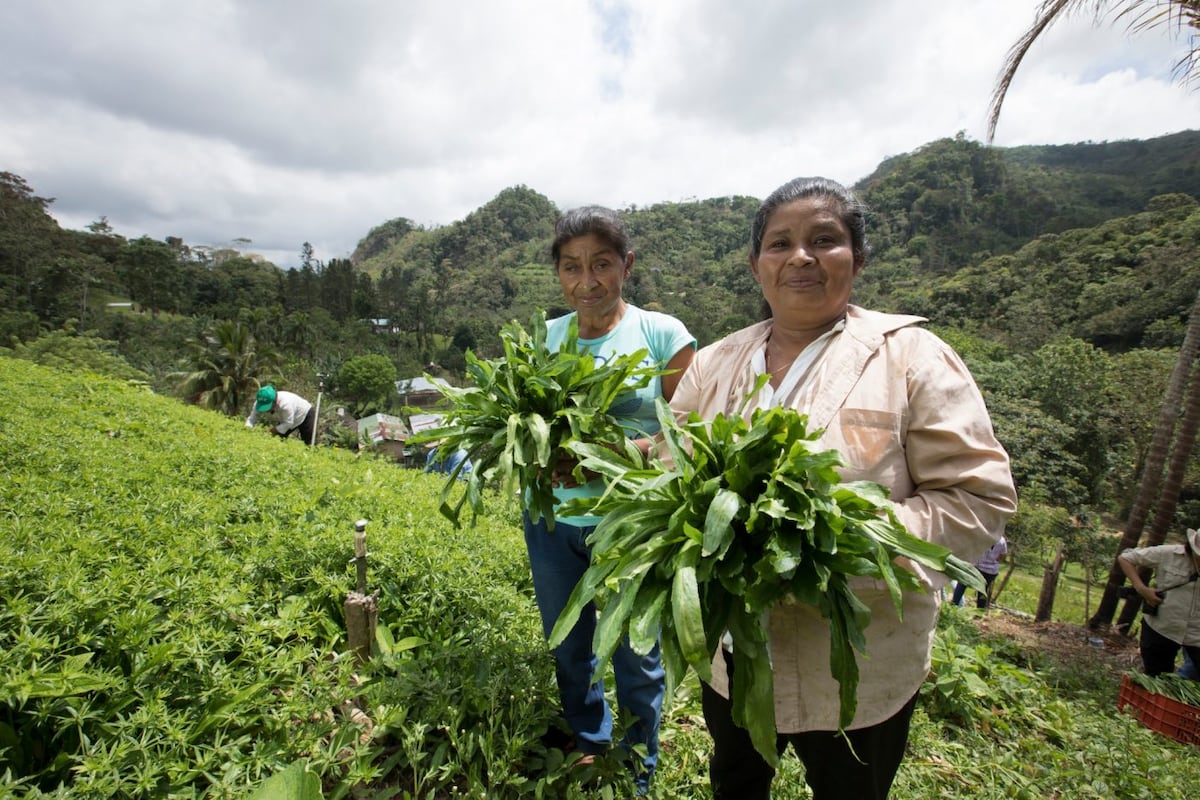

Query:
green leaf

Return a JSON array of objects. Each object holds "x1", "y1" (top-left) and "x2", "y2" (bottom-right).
[
  {"x1": 702, "y1": 489, "x2": 741, "y2": 557},
  {"x1": 671, "y1": 561, "x2": 711, "y2": 681},
  {"x1": 247, "y1": 760, "x2": 323, "y2": 800}
]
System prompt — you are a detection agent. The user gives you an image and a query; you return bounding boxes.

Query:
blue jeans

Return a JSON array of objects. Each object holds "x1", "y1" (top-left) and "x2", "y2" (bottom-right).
[
  {"x1": 951, "y1": 571, "x2": 997, "y2": 608},
  {"x1": 523, "y1": 513, "x2": 665, "y2": 785}
]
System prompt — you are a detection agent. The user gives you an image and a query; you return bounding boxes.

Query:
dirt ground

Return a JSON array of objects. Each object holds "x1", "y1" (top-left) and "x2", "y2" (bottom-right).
[{"x1": 970, "y1": 607, "x2": 1143, "y2": 677}]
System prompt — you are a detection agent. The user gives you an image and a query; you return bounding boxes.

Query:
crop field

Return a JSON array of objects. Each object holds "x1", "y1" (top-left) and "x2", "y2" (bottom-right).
[{"x1": 1, "y1": 357, "x2": 1197, "y2": 799}]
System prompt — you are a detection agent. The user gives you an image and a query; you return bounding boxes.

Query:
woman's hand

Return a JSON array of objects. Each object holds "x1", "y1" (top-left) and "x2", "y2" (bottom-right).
[
  {"x1": 1139, "y1": 586, "x2": 1165, "y2": 608},
  {"x1": 549, "y1": 453, "x2": 598, "y2": 488}
]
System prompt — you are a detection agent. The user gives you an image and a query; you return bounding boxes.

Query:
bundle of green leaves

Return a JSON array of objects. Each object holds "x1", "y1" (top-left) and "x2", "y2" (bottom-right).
[
  {"x1": 550, "y1": 396, "x2": 985, "y2": 764},
  {"x1": 412, "y1": 311, "x2": 659, "y2": 529},
  {"x1": 1127, "y1": 671, "x2": 1200, "y2": 707}
]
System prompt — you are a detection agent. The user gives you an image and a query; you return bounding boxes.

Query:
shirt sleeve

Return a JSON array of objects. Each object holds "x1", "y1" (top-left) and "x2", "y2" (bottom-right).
[
  {"x1": 648, "y1": 313, "x2": 697, "y2": 365},
  {"x1": 890, "y1": 333, "x2": 1018, "y2": 566}
]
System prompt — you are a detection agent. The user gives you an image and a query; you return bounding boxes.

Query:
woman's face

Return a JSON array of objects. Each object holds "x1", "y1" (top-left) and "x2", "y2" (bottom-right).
[
  {"x1": 556, "y1": 233, "x2": 632, "y2": 316},
  {"x1": 750, "y1": 196, "x2": 862, "y2": 329}
]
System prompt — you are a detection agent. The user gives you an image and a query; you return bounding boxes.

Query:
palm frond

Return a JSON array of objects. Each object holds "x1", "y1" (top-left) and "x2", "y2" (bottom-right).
[{"x1": 988, "y1": 0, "x2": 1200, "y2": 142}]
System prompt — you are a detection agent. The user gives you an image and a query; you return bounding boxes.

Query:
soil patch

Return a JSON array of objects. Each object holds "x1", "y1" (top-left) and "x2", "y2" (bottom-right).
[{"x1": 970, "y1": 607, "x2": 1141, "y2": 677}]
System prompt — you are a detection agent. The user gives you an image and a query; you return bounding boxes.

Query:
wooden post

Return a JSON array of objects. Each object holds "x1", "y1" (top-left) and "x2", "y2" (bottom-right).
[
  {"x1": 344, "y1": 519, "x2": 378, "y2": 666},
  {"x1": 1035, "y1": 541, "x2": 1066, "y2": 622}
]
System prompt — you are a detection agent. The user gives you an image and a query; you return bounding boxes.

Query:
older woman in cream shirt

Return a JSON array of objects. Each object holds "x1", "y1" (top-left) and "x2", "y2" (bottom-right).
[{"x1": 670, "y1": 177, "x2": 1017, "y2": 800}]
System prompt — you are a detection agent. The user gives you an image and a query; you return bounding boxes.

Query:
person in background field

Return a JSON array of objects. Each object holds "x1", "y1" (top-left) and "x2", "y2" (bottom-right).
[
  {"x1": 1118, "y1": 527, "x2": 1200, "y2": 677},
  {"x1": 1179, "y1": 649, "x2": 1199, "y2": 680},
  {"x1": 524, "y1": 206, "x2": 696, "y2": 793},
  {"x1": 424, "y1": 441, "x2": 472, "y2": 480},
  {"x1": 246, "y1": 385, "x2": 317, "y2": 445},
  {"x1": 953, "y1": 534, "x2": 1008, "y2": 609},
  {"x1": 668, "y1": 177, "x2": 1016, "y2": 800}
]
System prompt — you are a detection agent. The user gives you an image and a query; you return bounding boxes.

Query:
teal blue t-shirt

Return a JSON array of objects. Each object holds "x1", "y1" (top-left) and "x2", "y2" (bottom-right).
[{"x1": 542, "y1": 304, "x2": 695, "y2": 526}]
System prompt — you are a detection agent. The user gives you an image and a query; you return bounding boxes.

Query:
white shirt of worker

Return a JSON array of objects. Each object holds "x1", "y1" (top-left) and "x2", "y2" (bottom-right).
[{"x1": 245, "y1": 391, "x2": 312, "y2": 436}]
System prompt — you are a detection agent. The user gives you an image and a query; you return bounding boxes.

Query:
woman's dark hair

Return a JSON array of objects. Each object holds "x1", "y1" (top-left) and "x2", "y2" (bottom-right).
[
  {"x1": 550, "y1": 206, "x2": 632, "y2": 267},
  {"x1": 749, "y1": 177, "x2": 869, "y2": 268}
]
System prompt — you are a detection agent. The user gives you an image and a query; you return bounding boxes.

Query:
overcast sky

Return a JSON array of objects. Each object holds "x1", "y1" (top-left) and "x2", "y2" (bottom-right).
[{"x1": 3, "y1": 1, "x2": 1198, "y2": 268}]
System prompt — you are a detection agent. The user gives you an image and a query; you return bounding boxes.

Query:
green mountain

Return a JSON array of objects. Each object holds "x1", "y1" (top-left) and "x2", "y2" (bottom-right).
[
  {"x1": 2, "y1": 130, "x2": 1197, "y2": 370},
  {"x1": 346, "y1": 130, "x2": 1200, "y2": 353}
]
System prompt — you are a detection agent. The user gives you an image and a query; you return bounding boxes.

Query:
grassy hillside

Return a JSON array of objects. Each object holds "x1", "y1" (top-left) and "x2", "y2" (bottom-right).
[
  {"x1": 2, "y1": 357, "x2": 1198, "y2": 798},
  {"x1": 0, "y1": 357, "x2": 550, "y2": 797}
]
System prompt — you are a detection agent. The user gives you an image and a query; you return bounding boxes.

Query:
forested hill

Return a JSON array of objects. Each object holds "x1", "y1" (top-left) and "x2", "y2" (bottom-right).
[
  {"x1": 1, "y1": 130, "x2": 1197, "y2": 379},
  {"x1": 349, "y1": 130, "x2": 1200, "y2": 352},
  {"x1": 857, "y1": 130, "x2": 1200, "y2": 274}
]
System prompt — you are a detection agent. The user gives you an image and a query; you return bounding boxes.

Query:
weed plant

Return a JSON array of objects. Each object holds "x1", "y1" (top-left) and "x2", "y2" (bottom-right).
[{"x1": 1, "y1": 357, "x2": 1196, "y2": 798}]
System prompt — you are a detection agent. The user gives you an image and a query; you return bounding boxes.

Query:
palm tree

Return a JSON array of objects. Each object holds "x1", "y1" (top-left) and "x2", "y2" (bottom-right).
[
  {"x1": 988, "y1": 0, "x2": 1200, "y2": 141},
  {"x1": 1113, "y1": 356, "x2": 1200, "y2": 630},
  {"x1": 1088, "y1": 290, "x2": 1200, "y2": 630},
  {"x1": 174, "y1": 320, "x2": 281, "y2": 417}
]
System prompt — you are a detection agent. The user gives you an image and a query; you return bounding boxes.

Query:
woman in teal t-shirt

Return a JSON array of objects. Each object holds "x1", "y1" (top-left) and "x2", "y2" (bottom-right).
[{"x1": 525, "y1": 206, "x2": 695, "y2": 792}]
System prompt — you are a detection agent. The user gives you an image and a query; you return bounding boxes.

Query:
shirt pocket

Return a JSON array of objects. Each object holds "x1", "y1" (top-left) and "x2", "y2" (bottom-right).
[{"x1": 835, "y1": 408, "x2": 903, "y2": 477}]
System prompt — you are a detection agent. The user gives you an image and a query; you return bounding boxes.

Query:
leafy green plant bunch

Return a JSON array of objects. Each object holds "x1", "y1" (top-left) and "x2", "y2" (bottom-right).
[
  {"x1": 412, "y1": 311, "x2": 660, "y2": 529},
  {"x1": 551, "y1": 394, "x2": 985, "y2": 764},
  {"x1": 1127, "y1": 671, "x2": 1200, "y2": 707}
]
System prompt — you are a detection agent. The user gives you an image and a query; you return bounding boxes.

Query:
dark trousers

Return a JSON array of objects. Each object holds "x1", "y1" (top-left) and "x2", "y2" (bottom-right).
[
  {"x1": 951, "y1": 571, "x2": 998, "y2": 608},
  {"x1": 1139, "y1": 621, "x2": 1200, "y2": 677},
  {"x1": 702, "y1": 652, "x2": 917, "y2": 800},
  {"x1": 290, "y1": 406, "x2": 317, "y2": 446}
]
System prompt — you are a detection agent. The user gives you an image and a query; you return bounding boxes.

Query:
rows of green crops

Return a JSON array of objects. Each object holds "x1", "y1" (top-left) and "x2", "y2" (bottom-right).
[
  {"x1": 0, "y1": 358, "x2": 560, "y2": 798},
  {"x1": 2, "y1": 356, "x2": 1198, "y2": 799}
]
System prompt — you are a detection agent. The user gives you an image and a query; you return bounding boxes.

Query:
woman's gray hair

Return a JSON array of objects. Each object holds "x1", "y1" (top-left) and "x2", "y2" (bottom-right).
[{"x1": 550, "y1": 206, "x2": 632, "y2": 266}]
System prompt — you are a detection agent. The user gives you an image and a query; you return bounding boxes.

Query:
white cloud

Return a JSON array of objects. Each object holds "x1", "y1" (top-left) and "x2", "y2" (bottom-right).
[{"x1": 1, "y1": 0, "x2": 1197, "y2": 268}]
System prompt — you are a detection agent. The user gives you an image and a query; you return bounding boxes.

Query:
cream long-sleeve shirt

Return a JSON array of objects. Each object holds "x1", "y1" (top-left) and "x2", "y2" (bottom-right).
[{"x1": 669, "y1": 305, "x2": 1017, "y2": 732}]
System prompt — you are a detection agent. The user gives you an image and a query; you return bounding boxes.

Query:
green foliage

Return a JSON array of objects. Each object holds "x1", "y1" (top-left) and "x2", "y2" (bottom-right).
[
  {"x1": 0, "y1": 171, "x2": 65, "y2": 321},
  {"x1": 0, "y1": 357, "x2": 549, "y2": 798},
  {"x1": 0, "y1": 324, "x2": 149, "y2": 383},
  {"x1": 1006, "y1": 501, "x2": 1076, "y2": 565},
  {"x1": 552, "y1": 397, "x2": 982, "y2": 764},
  {"x1": 413, "y1": 312, "x2": 657, "y2": 529},
  {"x1": 120, "y1": 236, "x2": 185, "y2": 315},
  {"x1": 246, "y1": 760, "x2": 322, "y2": 800},
  {"x1": 983, "y1": 393, "x2": 1089, "y2": 509},
  {"x1": 335, "y1": 353, "x2": 397, "y2": 414},
  {"x1": 922, "y1": 612, "x2": 1036, "y2": 730},
  {"x1": 1126, "y1": 672, "x2": 1200, "y2": 707},
  {"x1": 914, "y1": 198, "x2": 1200, "y2": 352}
]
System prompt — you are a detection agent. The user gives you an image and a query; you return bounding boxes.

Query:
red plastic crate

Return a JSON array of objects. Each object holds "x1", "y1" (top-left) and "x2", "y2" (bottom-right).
[{"x1": 1117, "y1": 674, "x2": 1200, "y2": 746}]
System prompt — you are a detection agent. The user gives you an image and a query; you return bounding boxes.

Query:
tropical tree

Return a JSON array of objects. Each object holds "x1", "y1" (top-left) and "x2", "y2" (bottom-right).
[
  {"x1": 1089, "y1": 290, "x2": 1200, "y2": 630},
  {"x1": 988, "y1": 0, "x2": 1200, "y2": 141},
  {"x1": 0, "y1": 171, "x2": 62, "y2": 321},
  {"x1": 336, "y1": 353, "x2": 397, "y2": 414},
  {"x1": 173, "y1": 319, "x2": 280, "y2": 416},
  {"x1": 120, "y1": 236, "x2": 184, "y2": 316},
  {"x1": 1114, "y1": 355, "x2": 1200, "y2": 629}
]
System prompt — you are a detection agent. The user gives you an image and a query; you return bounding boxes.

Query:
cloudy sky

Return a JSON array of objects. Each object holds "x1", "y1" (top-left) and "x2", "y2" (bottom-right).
[{"x1": 3, "y1": 1, "x2": 1198, "y2": 268}]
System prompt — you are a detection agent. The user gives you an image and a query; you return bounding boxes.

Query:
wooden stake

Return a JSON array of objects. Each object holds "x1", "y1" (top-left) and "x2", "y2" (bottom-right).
[{"x1": 344, "y1": 519, "x2": 378, "y2": 666}]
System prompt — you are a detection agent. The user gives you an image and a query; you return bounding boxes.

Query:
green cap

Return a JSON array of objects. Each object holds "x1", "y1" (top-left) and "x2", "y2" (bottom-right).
[{"x1": 255, "y1": 385, "x2": 277, "y2": 412}]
